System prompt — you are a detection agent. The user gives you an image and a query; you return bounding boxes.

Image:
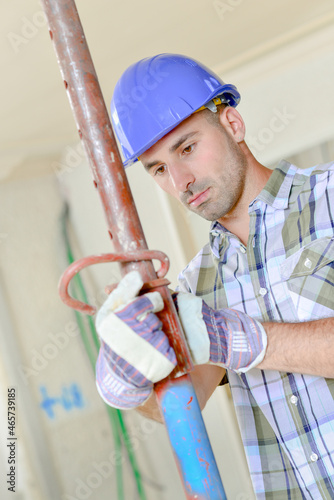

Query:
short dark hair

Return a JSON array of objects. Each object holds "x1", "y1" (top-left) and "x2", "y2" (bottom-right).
[{"x1": 202, "y1": 103, "x2": 227, "y2": 128}]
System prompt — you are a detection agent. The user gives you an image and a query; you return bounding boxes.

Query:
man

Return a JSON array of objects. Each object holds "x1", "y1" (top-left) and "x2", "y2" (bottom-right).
[{"x1": 95, "y1": 54, "x2": 334, "y2": 498}]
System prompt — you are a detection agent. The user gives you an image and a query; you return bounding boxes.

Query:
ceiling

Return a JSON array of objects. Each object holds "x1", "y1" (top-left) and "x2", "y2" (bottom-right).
[{"x1": 2, "y1": 0, "x2": 334, "y2": 178}]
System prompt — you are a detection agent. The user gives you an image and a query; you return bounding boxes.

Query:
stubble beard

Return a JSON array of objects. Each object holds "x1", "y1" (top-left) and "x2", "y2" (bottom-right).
[{"x1": 181, "y1": 145, "x2": 247, "y2": 222}]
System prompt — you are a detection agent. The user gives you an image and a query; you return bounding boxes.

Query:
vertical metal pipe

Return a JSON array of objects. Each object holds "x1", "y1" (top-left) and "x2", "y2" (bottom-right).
[
  {"x1": 41, "y1": 1, "x2": 227, "y2": 498},
  {"x1": 156, "y1": 376, "x2": 227, "y2": 499}
]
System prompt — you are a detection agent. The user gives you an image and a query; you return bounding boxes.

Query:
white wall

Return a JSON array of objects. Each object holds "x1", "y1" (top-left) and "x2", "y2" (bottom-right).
[
  {"x1": 1, "y1": 20, "x2": 334, "y2": 500},
  {"x1": 225, "y1": 24, "x2": 334, "y2": 167}
]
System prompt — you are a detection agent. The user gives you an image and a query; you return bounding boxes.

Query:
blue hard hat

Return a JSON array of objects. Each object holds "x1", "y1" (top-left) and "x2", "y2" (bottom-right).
[{"x1": 111, "y1": 53, "x2": 240, "y2": 167}]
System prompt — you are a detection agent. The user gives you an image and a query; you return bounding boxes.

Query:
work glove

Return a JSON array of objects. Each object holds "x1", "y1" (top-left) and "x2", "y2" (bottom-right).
[
  {"x1": 96, "y1": 271, "x2": 267, "y2": 410},
  {"x1": 174, "y1": 293, "x2": 267, "y2": 373},
  {"x1": 95, "y1": 271, "x2": 177, "y2": 409}
]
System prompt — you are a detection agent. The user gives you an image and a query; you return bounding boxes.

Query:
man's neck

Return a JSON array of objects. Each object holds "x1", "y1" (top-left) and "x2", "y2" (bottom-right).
[{"x1": 217, "y1": 159, "x2": 272, "y2": 246}]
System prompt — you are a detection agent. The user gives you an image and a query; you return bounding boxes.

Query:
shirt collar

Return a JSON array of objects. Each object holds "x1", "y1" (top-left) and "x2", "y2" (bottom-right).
[
  {"x1": 209, "y1": 160, "x2": 299, "y2": 257},
  {"x1": 209, "y1": 221, "x2": 230, "y2": 258},
  {"x1": 250, "y1": 160, "x2": 298, "y2": 210}
]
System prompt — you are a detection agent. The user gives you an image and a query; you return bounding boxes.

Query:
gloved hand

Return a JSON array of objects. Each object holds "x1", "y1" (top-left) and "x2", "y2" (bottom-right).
[
  {"x1": 174, "y1": 293, "x2": 267, "y2": 373},
  {"x1": 95, "y1": 271, "x2": 177, "y2": 409},
  {"x1": 96, "y1": 271, "x2": 267, "y2": 410}
]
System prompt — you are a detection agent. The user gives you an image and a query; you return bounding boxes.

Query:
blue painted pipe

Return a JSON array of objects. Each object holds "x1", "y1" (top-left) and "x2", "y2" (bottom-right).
[{"x1": 156, "y1": 374, "x2": 227, "y2": 500}]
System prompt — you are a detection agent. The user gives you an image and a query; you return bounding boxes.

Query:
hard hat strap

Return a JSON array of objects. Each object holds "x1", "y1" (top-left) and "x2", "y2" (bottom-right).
[{"x1": 195, "y1": 94, "x2": 229, "y2": 114}]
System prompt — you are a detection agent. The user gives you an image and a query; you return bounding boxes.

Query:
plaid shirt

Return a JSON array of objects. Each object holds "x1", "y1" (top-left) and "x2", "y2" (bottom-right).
[{"x1": 177, "y1": 160, "x2": 334, "y2": 499}]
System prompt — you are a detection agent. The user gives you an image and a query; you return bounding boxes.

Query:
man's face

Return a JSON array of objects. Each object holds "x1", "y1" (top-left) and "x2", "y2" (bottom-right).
[{"x1": 140, "y1": 108, "x2": 247, "y2": 223}]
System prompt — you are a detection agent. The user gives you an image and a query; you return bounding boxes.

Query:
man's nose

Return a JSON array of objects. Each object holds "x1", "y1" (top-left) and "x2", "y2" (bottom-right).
[{"x1": 169, "y1": 162, "x2": 195, "y2": 193}]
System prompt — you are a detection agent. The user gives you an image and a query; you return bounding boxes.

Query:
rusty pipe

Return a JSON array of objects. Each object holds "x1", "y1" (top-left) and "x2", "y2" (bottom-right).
[{"x1": 41, "y1": 1, "x2": 226, "y2": 498}]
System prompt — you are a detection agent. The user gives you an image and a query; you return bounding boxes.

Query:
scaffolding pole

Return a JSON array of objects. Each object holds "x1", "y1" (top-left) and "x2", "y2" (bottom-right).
[{"x1": 41, "y1": 1, "x2": 227, "y2": 498}]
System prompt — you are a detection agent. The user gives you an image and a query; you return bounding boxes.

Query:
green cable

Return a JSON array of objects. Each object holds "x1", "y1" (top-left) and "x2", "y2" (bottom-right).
[
  {"x1": 65, "y1": 228, "x2": 147, "y2": 500},
  {"x1": 61, "y1": 206, "x2": 124, "y2": 500},
  {"x1": 116, "y1": 410, "x2": 147, "y2": 500},
  {"x1": 72, "y1": 307, "x2": 124, "y2": 500},
  {"x1": 61, "y1": 204, "x2": 147, "y2": 500}
]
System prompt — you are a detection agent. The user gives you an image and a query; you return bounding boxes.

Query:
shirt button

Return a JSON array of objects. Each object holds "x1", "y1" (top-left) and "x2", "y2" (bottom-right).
[
  {"x1": 310, "y1": 453, "x2": 318, "y2": 462},
  {"x1": 304, "y1": 258, "x2": 312, "y2": 269},
  {"x1": 290, "y1": 395, "x2": 298, "y2": 405},
  {"x1": 259, "y1": 287, "x2": 267, "y2": 296},
  {"x1": 240, "y1": 246, "x2": 246, "y2": 254}
]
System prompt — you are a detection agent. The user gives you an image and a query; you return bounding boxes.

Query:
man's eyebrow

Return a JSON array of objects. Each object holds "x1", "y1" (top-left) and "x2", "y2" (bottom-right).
[
  {"x1": 142, "y1": 131, "x2": 199, "y2": 171},
  {"x1": 142, "y1": 159, "x2": 159, "y2": 172},
  {"x1": 169, "y1": 131, "x2": 198, "y2": 154}
]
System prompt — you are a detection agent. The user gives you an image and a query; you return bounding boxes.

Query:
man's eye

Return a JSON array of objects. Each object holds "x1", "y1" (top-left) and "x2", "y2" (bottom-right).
[
  {"x1": 183, "y1": 144, "x2": 194, "y2": 154},
  {"x1": 154, "y1": 165, "x2": 166, "y2": 176}
]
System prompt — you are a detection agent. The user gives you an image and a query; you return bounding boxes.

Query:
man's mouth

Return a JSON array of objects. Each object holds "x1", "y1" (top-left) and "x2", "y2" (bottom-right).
[{"x1": 188, "y1": 188, "x2": 210, "y2": 207}]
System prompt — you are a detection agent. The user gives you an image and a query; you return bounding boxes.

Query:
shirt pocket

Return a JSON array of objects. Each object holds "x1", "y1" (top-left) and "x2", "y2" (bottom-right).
[{"x1": 279, "y1": 237, "x2": 334, "y2": 320}]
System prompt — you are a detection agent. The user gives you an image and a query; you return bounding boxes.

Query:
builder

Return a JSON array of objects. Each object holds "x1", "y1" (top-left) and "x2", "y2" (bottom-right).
[{"x1": 95, "y1": 54, "x2": 334, "y2": 498}]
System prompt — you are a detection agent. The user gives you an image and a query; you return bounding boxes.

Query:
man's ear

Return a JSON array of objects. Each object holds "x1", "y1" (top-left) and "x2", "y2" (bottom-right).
[{"x1": 219, "y1": 106, "x2": 246, "y2": 143}]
